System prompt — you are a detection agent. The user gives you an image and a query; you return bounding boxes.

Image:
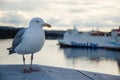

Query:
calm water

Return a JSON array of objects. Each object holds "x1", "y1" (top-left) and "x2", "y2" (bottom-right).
[{"x1": 0, "y1": 39, "x2": 120, "y2": 75}]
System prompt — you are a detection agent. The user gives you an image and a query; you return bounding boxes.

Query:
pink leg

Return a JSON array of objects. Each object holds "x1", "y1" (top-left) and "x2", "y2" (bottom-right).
[
  {"x1": 29, "y1": 53, "x2": 40, "y2": 72},
  {"x1": 22, "y1": 55, "x2": 31, "y2": 73}
]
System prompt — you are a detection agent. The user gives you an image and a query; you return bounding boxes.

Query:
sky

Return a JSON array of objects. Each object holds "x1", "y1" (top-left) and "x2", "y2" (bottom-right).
[{"x1": 0, "y1": 0, "x2": 120, "y2": 31}]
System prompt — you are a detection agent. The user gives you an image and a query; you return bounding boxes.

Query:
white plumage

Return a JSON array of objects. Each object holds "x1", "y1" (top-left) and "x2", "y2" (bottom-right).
[
  {"x1": 7, "y1": 17, "x2": 51, "y2": 73},
  {"x1": 15, "y1": 27, "x2": 45, "y2": 54}
]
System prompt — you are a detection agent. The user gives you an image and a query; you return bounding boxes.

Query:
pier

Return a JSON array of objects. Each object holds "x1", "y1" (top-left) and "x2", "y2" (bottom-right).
[{"x1": 0, "y1": 65, "x2": 120, "y2": 80}]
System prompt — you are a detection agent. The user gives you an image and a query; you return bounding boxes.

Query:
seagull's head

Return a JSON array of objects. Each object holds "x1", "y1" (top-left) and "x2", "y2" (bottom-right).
[{"x1": 29, "y1": 17, "x2": 51, "y2": 28}]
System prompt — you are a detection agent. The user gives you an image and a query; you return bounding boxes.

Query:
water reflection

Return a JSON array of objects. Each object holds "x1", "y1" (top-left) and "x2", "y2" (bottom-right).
[
  {"x1": 1, "y1": 39, "x2": 120, "y2": 75},
  {"x1": 61, "y1": 47, "x2": 120, "y2": 73}
]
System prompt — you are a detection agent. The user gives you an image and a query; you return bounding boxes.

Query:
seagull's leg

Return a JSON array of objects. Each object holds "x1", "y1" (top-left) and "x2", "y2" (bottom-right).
[
  {"x1": 30, "y1": 53, "x2": 33, "y2": 69},
  {"x1": 22, "y1": 54, "x2": 30, "y2": 73},
  {"x1": 29, "y1": 53, "x2": 40, "y2": 72}
]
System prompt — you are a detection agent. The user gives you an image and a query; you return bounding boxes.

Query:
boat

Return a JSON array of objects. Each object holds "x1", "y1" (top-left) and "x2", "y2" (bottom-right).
[{"x1": 58, "y1": 27, "x2": 120, "y2": 50}]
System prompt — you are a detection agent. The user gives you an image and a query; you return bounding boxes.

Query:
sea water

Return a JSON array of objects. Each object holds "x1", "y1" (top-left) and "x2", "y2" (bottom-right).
[{"x1": 0, "y1": 39, "x2": 120, "y2": 75}]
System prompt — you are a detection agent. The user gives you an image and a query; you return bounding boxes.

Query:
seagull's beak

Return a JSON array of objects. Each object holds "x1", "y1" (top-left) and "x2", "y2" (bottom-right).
[{"x1": 43, "y1": 23, "x2": 51, "y2": 27}]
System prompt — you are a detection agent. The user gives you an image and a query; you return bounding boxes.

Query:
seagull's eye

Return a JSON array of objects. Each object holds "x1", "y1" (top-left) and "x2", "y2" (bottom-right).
[{"x1": 36, "y1": 20, "x2": 39, "y2": 23}]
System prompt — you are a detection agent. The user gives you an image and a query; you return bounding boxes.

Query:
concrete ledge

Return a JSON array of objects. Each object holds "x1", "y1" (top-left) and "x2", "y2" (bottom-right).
[{"x1": 0, "y1": 65, "x2": 120, "y2": 80}]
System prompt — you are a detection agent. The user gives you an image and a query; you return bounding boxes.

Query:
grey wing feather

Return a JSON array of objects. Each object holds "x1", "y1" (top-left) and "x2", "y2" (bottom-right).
[
  {"x1": 12, "y1": 28, "x2": 26, "y2": 49},
  {"x1": 7, "y1": 28, "x2": 26, "y2": 54}
]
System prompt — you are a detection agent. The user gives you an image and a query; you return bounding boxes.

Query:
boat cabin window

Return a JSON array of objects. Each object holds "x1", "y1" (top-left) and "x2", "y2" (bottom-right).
[
  {"x1": 91, "y1": 32, "x2": 105, "y2": 36},
  {"x1": 117, "y1": 33, "x2": 120, "y2": 36}
]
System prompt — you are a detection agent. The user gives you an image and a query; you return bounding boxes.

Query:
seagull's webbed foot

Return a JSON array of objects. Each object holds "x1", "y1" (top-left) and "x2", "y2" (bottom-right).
[
  {"x1": 22, "y1": 69, "x2": 31, "y2": 73},
  {"x1": 29, "y1": 67, "x2": 41, "y2": 72}
]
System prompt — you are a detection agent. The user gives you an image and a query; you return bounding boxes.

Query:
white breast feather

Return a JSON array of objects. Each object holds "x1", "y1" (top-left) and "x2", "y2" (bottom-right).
[{"x1": 15, "y1": 27, "x2": 45, "y2": 54}]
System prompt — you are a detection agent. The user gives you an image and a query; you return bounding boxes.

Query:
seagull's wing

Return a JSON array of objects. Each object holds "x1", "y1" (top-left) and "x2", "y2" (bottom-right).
[
  {"x1": 7, "y1": 28, "x2": 26, "y2": 54},
  {"x1": 12, "y1": 28, "x2": 26, "y2": 49}
]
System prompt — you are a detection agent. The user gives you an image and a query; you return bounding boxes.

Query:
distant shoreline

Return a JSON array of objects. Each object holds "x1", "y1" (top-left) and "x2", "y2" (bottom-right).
[{"x1": 0, "y1": 26, "x2": 65, "y2": 39}]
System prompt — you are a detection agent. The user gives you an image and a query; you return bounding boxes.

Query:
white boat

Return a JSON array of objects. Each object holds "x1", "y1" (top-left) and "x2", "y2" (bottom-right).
[{"x1": 58, "y1": 27, "x2": 120, "y2": 50}]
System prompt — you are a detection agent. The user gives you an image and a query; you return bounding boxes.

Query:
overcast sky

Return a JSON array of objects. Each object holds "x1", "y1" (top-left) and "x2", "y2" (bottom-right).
[{"x1": 0, "y1": 0, "x2": 120, "y2": 31}]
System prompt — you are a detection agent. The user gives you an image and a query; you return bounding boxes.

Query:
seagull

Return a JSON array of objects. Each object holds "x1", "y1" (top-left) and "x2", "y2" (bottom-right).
[{"x1": 7, "y1": 17, "x2": 51, "y2": 73}]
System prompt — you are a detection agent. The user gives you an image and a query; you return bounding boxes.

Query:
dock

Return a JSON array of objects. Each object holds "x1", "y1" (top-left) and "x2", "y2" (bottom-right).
[{"x1": 0, "y1": 65, "x2": 120, "y2": 80}]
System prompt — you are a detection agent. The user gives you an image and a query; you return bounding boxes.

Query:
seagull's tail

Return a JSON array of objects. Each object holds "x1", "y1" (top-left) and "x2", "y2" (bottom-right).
[{"x1": 7, "y1": 47, "x2": 15, "y2": 55}]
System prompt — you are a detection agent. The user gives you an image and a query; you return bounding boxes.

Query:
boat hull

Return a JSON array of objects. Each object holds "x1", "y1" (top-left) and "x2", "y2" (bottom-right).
[
  {"x1": 58, "y1": 40, "x2": 120, "y2": 50},
  {"x1": 58, "y1": 27, "x2": 120, "y2": 50}
]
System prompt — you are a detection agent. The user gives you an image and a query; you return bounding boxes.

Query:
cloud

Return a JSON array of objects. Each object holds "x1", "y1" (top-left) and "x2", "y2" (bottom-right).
[
  {"x1": 0, "y1": 0, "x2": 49, "y2": 11},
  {"x1": 112, "y1": 16, "x2": 120, "y2": 23},
  {"x1": 70, "y1": 9, "x2": 88, "y2": 13},
  {"x1": 0, "y1": 0, "x2": 120, "y2": 30},
  {"x1": 48, "y1": 18, "x2": 70, "y2": 27},
  {"x1": 0, "y1": 11, "x2": 28, "y2": 27}
]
